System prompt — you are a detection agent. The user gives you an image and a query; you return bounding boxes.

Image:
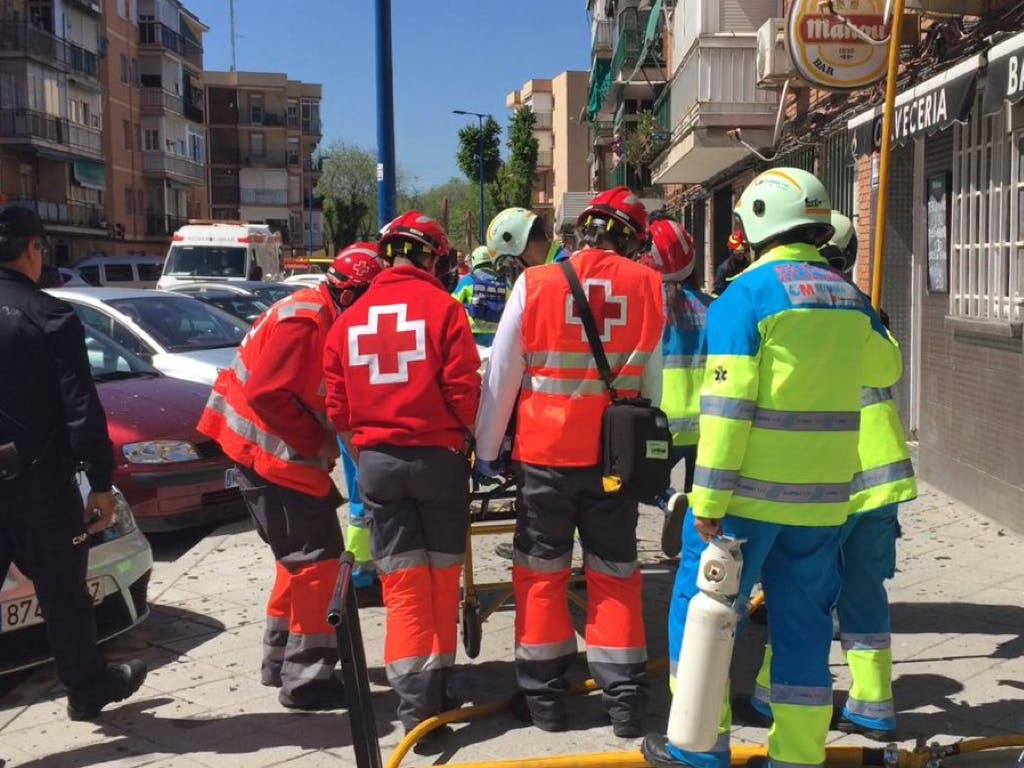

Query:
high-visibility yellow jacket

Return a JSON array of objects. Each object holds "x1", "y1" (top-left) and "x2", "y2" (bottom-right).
[
  {"x1": 659, "y1": 283, "x2": 713, "y2": 447},
  {"x1": 851, "y1": 387, "x2": 917, "y2": 514},
  {"x1": 690, "y1": 243, "x2": 903, "y2": 526}
]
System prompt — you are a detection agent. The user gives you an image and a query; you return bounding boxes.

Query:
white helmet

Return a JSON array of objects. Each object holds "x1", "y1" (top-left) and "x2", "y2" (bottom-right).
[
  {"x1": 733, "y1": 168, "x2": 834, "y2": 250},
  {"x1": 822, "y1": 211, "x2": 857, "y2": 274},
  {"x1": 486, "y1": 207, "x2": 538, "y2": 261}
]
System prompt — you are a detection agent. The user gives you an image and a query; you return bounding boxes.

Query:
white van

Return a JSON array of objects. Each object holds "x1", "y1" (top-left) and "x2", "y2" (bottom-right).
[
  {"x1": 73, "y1": 254, "x2": 166, "y2": 288},
  {"x1": 156, "y1": 221, "x2": 283, "y2": 289}
]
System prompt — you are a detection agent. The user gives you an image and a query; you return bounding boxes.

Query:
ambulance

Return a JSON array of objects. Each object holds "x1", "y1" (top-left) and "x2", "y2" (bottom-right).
[{"x1": 156, "y1": 221, "x2": 283, "y2": 289}]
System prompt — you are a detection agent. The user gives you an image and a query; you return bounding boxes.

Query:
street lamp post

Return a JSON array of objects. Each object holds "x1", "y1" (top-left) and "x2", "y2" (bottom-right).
[{"x1": 453, "y1": 109, "x2": 488, "y2": 245}]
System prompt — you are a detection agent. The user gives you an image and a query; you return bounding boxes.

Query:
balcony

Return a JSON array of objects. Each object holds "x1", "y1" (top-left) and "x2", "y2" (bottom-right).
[
  {"x1": 143, "y1": 151, "x2": 205, "y2": 182},
  {"x1": 142, "y1": 88, "x2": 184, "y2": 114},
  {"x1": 0, "y1": 109, "x2": 101, "y2": 157},
  {"x1": 184, "y1": 101, "x2": 205, "y2": 124},
  {"x1": 591, "y1": 119, "x2": 615, "y2": 146},
  {"x1": 0, "y1": 24, "x2": 99, "y2": 80},
  {"x1": 146, "y1": 213, "x2": 190, "y2": 237},
  {"x1": 533, "y1": 111, "x2": 553, "y2": 130},
  {"x1": 138, "y1": 22, "x2": 203, "y2": 69},
  {"x1": 651, "y1": 36, "x2": 777, "y2": 185},
  {"x1": 301, "y1": 119, "x2": 321, "y2": 136},
  {"x1": 240, "y1": 188, "x2": 288, "y2": 206},
  {"x1": 242, "y1": 150, "x2": 288, "y2": 168},
  {"x1": 611, "y1": 22, "x2": 643, "y2": 80},
  {"x1": 536, "y1": 151, "x2": 553, "y2": 169},
  {"x1": 592, "y1": 18, "x2": 613, "y2": 58},
  {"x1": 7, "y1": 197, "x2": 105, "y2": 231}
]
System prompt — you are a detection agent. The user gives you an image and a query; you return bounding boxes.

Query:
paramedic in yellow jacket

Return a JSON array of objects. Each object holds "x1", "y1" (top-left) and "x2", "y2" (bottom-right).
[
  {"x1": 642, "y1": 171, "x2": 903, "y2": 768},
  {"x1": 750, "y1": 212, "x2": 917, "y2": 740}
]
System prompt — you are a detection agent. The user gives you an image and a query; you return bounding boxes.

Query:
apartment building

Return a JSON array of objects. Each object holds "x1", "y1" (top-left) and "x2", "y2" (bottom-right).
[
  {"x1": 505, "y1": 72, "x2": 590, "y2": 239},
  {"x1": 204, "y1": 71, "x2": 323, "y2": 255},
  {"x1": 0, "y1": 0, "x2": 107, "y2": 265}
]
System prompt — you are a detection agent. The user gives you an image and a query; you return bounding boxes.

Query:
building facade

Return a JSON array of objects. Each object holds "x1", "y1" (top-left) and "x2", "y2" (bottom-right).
[
  {"x1": 506, "y1": 71, "x2": 591, "y2": 238},
  {"x1": 204, "y1": 71, "x2": 323, "y2": 255},
  {"x1": 0, "y1": 0, "x2": 108, "y2": 265}
]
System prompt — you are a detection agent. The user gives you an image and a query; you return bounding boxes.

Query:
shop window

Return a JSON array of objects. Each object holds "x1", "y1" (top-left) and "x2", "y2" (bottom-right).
[{"x1": 950, "y1": 102, "x2": 1022, "y2": 323}]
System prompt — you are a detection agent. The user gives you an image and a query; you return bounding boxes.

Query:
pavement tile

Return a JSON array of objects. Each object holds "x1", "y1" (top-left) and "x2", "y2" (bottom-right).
[{"x1": 140, "y1": 657, "x2": 237, "y2": 695}]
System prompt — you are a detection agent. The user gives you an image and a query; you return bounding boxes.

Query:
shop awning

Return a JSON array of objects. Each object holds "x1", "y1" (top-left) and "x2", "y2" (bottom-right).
[
  {"x1": 588, "y1": 58, "x2": 612, "y2": 119},
  {"x1": 72, "y1": 159, "x2": 106, "y2": 191},
  {"x1": 848, "y1": 54, "x2": 981, "y2": 157},
  {"x1": 983, "y1": 31, "x2": 1024, "y2": 115}
]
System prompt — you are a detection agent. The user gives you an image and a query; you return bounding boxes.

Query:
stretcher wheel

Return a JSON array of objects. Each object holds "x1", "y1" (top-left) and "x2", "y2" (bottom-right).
[{"x1": 462, "y1": 602, "x2": 482, "y2": 659}]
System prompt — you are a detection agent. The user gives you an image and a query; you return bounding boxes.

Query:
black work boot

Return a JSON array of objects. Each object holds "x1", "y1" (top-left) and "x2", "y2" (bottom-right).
[
  {"x1": 509, "y1": 691, "x2": 568, "y2": 732},
  {"x1": 67, "y1": 660, "x2": 148, "y2": 721},
  {"x1": 279, "y1": 678, "x2": 347, "y2": 711}
]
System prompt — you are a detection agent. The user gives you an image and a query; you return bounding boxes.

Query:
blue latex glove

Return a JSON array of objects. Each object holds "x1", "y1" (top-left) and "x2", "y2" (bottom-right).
[{"x1": 474, "y1": 457, "x2": 506, "y2": 486}]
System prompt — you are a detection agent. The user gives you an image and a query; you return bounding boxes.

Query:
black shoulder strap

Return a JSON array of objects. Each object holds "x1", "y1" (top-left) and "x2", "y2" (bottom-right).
[{"x1": 559, "y1": 259, "x2": 617, "y2": 399}]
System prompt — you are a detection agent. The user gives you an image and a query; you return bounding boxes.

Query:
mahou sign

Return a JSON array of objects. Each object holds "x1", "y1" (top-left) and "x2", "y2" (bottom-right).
[{"x1": 787, "y1": 0, "x2": 890, "y2": 91}]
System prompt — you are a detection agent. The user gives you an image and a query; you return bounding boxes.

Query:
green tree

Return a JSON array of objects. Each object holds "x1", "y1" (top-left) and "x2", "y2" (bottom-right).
[
  {"x1": 456, "y1": 116, "x2": 502, "y2": 186},
  {"x1": 493, "y1": 107, "x2": 538, "y2": 210},
  {"x1": 416, "y1": 178, "x2": 478, "y2": 253},
  {"x1": 315, "y1": 142, "x2": 415, "y2": 251}
]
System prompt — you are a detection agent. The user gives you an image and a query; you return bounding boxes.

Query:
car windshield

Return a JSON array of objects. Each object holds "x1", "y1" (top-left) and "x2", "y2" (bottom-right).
[
  {"x1": 107, "y1": 296, "x2": 249, "y2": 352},
  {"x1": 251, "y1": 284, "x2": 301, "y2": 304},
  {"x1": 199, "y1": 295, "x2": 269, "y2": 324},
  {"x1": 82, "y1": 325, "x2": 160, "y2": 381},
  {"x1": 164, "y1": 245, "x2": 247, "y2": 278}
]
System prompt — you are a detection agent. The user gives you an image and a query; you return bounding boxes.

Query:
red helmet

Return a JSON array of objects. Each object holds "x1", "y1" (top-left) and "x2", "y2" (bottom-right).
[
  {"x1": 727, "y1": 230, "x2": 748, "y2": 252},
  {"x1": 379, "y1": 211, "x2": 451, "y2": 263},
  {"x1": 577, "y1": 186, "x2": 648, "y2": 243},
  {"x1": 642, "y1": 219, "x2": 696, "y2": 281},
  {"x1": 326, "y1": 242, "x2": 383, "y2": 292}
]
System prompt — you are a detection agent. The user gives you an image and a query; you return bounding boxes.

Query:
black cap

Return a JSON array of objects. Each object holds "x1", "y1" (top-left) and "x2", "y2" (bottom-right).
[{"x1": 0, "y1": 206, "x2": 46, "y2": 240}]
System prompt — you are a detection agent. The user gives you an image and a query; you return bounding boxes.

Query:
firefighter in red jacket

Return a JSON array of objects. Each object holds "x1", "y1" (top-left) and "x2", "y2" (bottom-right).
[
  {"x1": 323, "y1": 211, "x2": 481, "y2": 749},
  {"x1": 197, "y1": 246, "x2": 382, "y2": 711},
  {"x1": 476, "y1": 187, "x2": 664, "y2": 736}
]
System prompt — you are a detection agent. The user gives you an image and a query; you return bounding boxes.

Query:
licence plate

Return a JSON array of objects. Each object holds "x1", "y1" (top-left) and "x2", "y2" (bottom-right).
[
  {"x1": 1, "y1": 578, "x2": 104, "y2": 633},
  {"x1": 225, "y1": 468, "x2": 238, "y2": 489}
]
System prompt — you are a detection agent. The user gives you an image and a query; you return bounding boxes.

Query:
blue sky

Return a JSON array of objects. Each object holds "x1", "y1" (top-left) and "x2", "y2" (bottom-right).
[{"x1": 188, "y1": 1, "x2": 593, "y2": 190}]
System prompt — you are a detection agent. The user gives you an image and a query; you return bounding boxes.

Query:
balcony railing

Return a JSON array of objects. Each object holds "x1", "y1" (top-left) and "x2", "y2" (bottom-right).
[
  {"x1": 146, "y1": 213, "x2": 190, "y2": 237},
  {"x1": 592, "y1": 18, "x2": 613, "y2": 56},
  {"x1": 7, "y1": 197, "x2": 105, "y2": 229},
  {"x1": 592, "y1": 120, "x2": 615, "y2": 141},
  {"x1": 663, "y1": 36, "x2": 777, "y2": 138},
  {"x1": 0, "y1": 109, "x2": 101, "y2": 155},
  {"x1": 250, "y1": 112, "x2": 284, "y2": 127},
  {"x1": 0, "y1": 24, "x2": 99, "y2": 79},
  {"x1": 611, "y1": 22, "x2": 643, "y2": 78},
  {"x1": 138, "y1": 22, "x2": 203, "y2": 68},
  {"x1": 242, "y1": 150, "x2": 288, "y2": 168},
  {"x1": 142, "y1": 88, "x2": 184, "y2": 114},
  {"x1": 533, "y1": 111, "x2": 553, "y2": 130},
  {"x1": 536, "y1": 151, "x2": 553, "y2": 168},
  {"x1": 301, "y1": 119, "x2": 321, "y2": 136},
  {"x1": 142, "y1": 151, "x2": 205, "y2": 181},
  {"x1": 240, "y1": 189, "x2": 288, "y2": 206}
]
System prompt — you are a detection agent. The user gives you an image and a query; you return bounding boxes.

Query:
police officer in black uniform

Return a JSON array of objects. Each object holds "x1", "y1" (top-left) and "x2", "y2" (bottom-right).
[{"x1": 0, "y1": 206, "x2": 147, "y2": 720}]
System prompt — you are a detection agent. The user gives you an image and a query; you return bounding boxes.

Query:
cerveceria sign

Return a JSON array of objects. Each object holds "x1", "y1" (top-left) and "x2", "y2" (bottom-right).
[
  {"x1": 849, "y1": 55, "x2": 980, "y2": 157},
  {"x1": 787, "y1": 0, "x2": 889, "y2": 91},
  {"x1": 983, "y1": 31, "x2": 1024, "y2": 115}
]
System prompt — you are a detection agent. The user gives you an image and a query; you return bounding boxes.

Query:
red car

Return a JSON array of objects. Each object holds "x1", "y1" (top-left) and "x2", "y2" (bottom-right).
[{"x1": 85, "y1": 325, "x2": 246, "y2": 532}]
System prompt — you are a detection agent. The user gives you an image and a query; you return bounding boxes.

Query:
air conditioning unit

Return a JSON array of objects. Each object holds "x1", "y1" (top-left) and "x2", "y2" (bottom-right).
[{"x1": 756, "y1": 18, "x2": 797, "y2": 90}]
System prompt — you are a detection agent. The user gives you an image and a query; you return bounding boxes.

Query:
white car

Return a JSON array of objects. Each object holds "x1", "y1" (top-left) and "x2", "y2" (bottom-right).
[
  {"x1": 1, "y1": 482, "x2": 152, "y2": 675},
  {"x1": 282, "y1": 273, "x2": 326, "y2": 287},
  {"x1": 58, "y1": 267, "x2": 90, "y2": 287},
  {"x1": 46, "y1": 288, "x2": 248, "y2": 386}
]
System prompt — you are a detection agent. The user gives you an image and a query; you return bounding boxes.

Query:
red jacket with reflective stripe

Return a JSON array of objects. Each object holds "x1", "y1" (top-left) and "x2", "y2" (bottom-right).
[
  {"x1": 197, "y1": 286, "x2": 338, "y2": 496},
  {"x1": 324, "y1": 266, "x2": 481, "y2": 451},
  {"x1": 516, "y1": 249, "x2": 663, "y2": 467}
]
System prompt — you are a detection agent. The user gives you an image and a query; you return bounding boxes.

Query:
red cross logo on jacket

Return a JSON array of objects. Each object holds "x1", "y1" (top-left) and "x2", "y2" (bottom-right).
[
  {"x1": 348, "y1": 304, "x2": 426, "y2": 385},
  {"x1": 565, "y1": 279, "x2": 628, "y2": 343}
]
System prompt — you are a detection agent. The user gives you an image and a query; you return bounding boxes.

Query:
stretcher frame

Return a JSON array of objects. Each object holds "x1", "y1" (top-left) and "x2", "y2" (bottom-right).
[{"x1": 461, "y1": 473, "x2": 588, "y2": 659}]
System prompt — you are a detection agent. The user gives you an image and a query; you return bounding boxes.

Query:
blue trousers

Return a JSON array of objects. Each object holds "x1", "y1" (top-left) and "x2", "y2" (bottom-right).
[
  {"x1": 667, "y1": 514, "x2": 842, "y2": 768},
  {"x1": 338, "y1": 439, "x2": 375, "y2": 588}
]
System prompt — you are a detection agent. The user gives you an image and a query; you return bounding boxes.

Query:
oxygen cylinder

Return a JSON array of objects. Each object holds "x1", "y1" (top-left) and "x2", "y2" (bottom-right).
[{"x1": 667, "y1": 536, "x2": 744, "y2": 752}]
